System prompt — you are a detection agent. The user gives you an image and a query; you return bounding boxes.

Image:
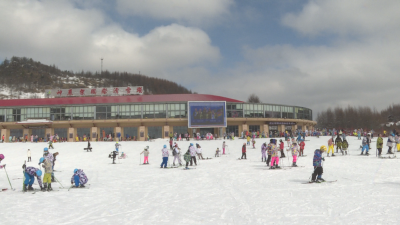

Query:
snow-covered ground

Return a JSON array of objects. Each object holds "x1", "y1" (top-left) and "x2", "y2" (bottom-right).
[{"x1": 0, "y1": 136, "x2": 399, "y2": 224}]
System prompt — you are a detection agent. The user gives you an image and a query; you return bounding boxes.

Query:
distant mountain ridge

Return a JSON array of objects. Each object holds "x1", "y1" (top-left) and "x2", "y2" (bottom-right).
[{"x1": 0, "y1": 56, "x2": 192, "y2": 99}]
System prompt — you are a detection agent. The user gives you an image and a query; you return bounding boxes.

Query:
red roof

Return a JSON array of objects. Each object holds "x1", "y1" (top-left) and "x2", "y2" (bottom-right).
[{"x1": 0, "y1": 94, "x2": 243, "y2": 107}]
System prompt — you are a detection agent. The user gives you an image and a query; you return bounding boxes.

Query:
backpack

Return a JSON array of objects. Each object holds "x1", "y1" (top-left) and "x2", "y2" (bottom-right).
[{"x1": 172, "y1": 148, "x2": 176, "y2": 156}]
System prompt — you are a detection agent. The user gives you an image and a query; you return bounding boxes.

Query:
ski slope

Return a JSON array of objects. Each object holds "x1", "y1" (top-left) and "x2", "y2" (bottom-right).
[{"x1": 0, "y1": 136, "x2": 399, "y2": 225}]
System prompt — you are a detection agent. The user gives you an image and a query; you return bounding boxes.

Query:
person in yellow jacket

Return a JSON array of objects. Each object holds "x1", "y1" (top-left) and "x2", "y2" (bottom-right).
[
  {"x1": 327, "y1": 137, "x2": 335, "y2": 156},
  {"x1": 246, "y1": 135, "x2": 251, "y2": 146},
  {"x1": 75, "y1": 136, "x2": 79, "y2": 142}
]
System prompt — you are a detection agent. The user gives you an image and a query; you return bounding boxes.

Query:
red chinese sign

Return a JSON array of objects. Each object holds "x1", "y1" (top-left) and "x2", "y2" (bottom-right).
[{"x1": 47, "y1": 86, "x2": 143, "y2": 97}]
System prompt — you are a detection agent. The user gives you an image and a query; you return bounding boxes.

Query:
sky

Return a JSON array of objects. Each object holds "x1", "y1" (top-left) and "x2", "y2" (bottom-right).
[{"x1": 1, "y1": 0, "x2": 400, "y2": 117}]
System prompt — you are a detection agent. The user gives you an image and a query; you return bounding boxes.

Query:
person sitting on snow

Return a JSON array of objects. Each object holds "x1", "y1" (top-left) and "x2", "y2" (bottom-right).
[{"x1": 71, "y1": 169, "x2": 88, "y2": 188}]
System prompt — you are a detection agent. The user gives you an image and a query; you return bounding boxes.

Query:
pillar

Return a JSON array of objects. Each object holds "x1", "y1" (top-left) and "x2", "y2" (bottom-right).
[
  {"x1": 45, "y1": 128, "x2": 54, "y2": 141},
  {"x1": 263, "y1": 124, "x2": 269, "y2": 137},
  {"x1": 294, "y1": 125, "x2": 298, "y2": 132},
  {"x1": 23, "y1": 128, "x2": 31, "y2": 141},
  {"x1": 68, "y1": 127, "x2": 76, "y2": 142},
  {"x1": 1, "y1": 129, "x2": 9, "y2": 142},
  {"x1": 280, "y1": 125, "x2": 285, "y2": 133},
  {"x1": 91, "y1": 127, "x2": 98, "y2": 142},
  {"x1": 115, "y1": 127, "x2": 121, "y2": 141},
  {"x1": 242, "y1": 124, "x2": 248, "y2": 135},
  {"x1": 138, "y1": 126, "x2": 145, "y2": 141},
  {"x1": 163, "y1": 126, "x2": 169, "y2": 139}
]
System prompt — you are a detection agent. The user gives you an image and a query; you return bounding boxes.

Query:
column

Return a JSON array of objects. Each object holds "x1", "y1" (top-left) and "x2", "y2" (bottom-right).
[
  {"x1": 91, "y1": 127, "x2": 98, "y2": 142},
  {"x1": 1, "y1": 129, "x2": 9, "y2": 143},
  {"x1": 242, "y1": 124, "x2": 248, "y2": 136},
  {"x1": 115, "y1": 127, "x2": 122, "y2": 141},
  {"x1": 263, "y1": 124, "x2": 269, "y2": 137},
  {"x1": 163, "y1": 125, "x2": 169, "y2": 139},
  {"x1": 45, "y1": 128, "x2": 54, "y2": 141},
  {"x1": 280, "y1": 125, "x2": 285, "y2": 133},
  {"x1": 138, "y1": 126, "x2": 145, "y2": 141},
  {"x1": 68, "y1": 127, "x2": 76, "y2": 142},
  {"x1": 23, "y1": 128, "x2": 31, "y2": 141}
]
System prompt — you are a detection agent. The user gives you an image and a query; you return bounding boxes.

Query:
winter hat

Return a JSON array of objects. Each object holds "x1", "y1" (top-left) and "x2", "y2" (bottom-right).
[
  {"x1": 320, "y1": 146, "x2": 327, "y2": 152},
  {"x1": 0, "y1": 154, "x2": 4, "y2": 160},
  {"x1": 279, "y1": 140, "x2": 283, "y2": 142},
  {"x1": 74, "y1": 169, "x2": 78, "y2": 173},
  {"x1": 163, "y1": 145, "x2": 167, "y2": 148},
  {"x1": 44, "y1": 147, "x2": 48, "y2": 151},
  {"x1": 36, "y1": 170, "x2": 42, "y2": 177},
  {"x1": 190, "y1": 143, "x2": 194, "y2": 146},
  {"x1": 39, "y1": 157, "x2": 45, "y2": 164}
]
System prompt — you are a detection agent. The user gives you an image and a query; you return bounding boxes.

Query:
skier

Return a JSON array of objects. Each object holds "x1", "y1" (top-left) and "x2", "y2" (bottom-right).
[
  {"x1": 376, "y1": 134, "x2": 383, "y2": 156},
  {"x1": 109, "y1": 150, "x2": 118, "y2": 164},
  {"x1": 160, "y1": 145, "x2": 169, "y2": 168},
  {"x1": 23, "y1": 165, "x2": 44, "y2": 191},
  {"x1": 27, "y1": 149, "x2": 31, "y2": 162},
  {"x1": 184, "y1": 150, "x2": 191, "y2": 169},
  {"x1": 241, "y1": 143, "x2": 247, "y2": 159},
  {"x1": 361, "y1": 134, "x2": 369, "y2": 155},
  {"x1": 327, "y1": 137, "x2": 335, "y2": 157},
  {"x1": 252, "y1": 137, "x2": 256, "y2": 149},
  {"x1": 222, "y1": 141, "x2": 226, "y2": 155},
  {"x1": 279, "y1": 139, "x2": 285, "y2": 158},
  {"x1": 196, "y1": 144, "x2": 204, "y2": 160},
  {"x1": 140, "y1": 146, "x2": 150, "y2": 164},
  {"x1": 0, "y1": 154, "x2": 5, "y2": 169},
  {"x1": 48, "y1": 140, "x2": 54, "y2": 149},
  {"x1": 246, "y1": 136, "x2": 251, "y2": 146},
  {"x1": 215, "y1": 148, "x2": 220, "y2": 157},
  {"x1": 71, "y1": 169, "x2": 88, "y2": 188},
  {"x1": 299, "y1": 140, "x2": 305, "y2": 156},
  {"x1": 289, "y1": 142, "x2": 299, "y2": 167},
  {"x1": 266, "y1": 140, "x2": 273, "y2": 165},
  {"x1": 396, "y1": 133, "x2": 400, "y2": 152},
  {"x1": 269, "y1": 139, "x2": 280, "y2": 169},
  {"x1": 311, "y1": 146, "x2": 327, "y2": 183},
  {"x1": 189, "y1": 143, "x2": 197, "y2": 166},
  {"x1": 39, "y1": 157, "x2": 53, "y2": 191},
  {"x1": 387, "y1": 133, "x2": 395, "y2": 154},
  {"x1": 172, "y1": 144, "x2": 182, "y2": 166},
  {"x1": 261, "y1": 143, "x2": 267, "y2": 162},
  {"x1": 342, "y1": 139, "x2": 349, "y2": 155},
  {"x1": 335, "y1": 135, "x2": 342, "y2": 154},
  {"x1": 169, "y1": 137, "x2": 173, "y2": 150},
  {"x1": 115, "y1": 142, "x2": 121, "y2": 153}
]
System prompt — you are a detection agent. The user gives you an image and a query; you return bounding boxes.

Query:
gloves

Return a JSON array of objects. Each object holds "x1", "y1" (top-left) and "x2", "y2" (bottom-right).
[
  {"x1": 71, "y1": 181, "x2": 73, "y2": 184},
  {"x1": 2, "y1": 164, "x2": 5, "y2": 168},
  {"x1": 322, "y1": 157, "x2": 325, "y2": 161}
]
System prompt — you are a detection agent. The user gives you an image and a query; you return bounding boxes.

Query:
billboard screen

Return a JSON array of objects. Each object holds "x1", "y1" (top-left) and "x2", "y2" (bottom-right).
[{"x1": 188, "y1": 101, "x2": 227, "y2": 128}]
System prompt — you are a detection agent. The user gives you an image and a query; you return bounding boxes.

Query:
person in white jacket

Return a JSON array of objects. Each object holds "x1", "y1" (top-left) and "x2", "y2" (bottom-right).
[
  {"x1": 189, "y1": 143, "x2": 197, "y2": 166},
  {"x1": 172, "y1": 144, "x2": 182, "y2": 166},
  {"x1": 196, "y1": 144, "x2": 204, "y2": 160},
  {"x1": 27, "y1": 149, "x2": 31, "y2": 162},
  {"x1": 387, "y1": 133, "x2": 395, "y2": 154}
]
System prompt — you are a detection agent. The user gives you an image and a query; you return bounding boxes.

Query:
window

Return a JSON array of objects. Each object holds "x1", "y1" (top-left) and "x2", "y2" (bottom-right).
[
  {"x1": 51, "y1": 107, "x2": 68, "y2": 121},
  {"x1": 0, "y1": 109, "x2": 4, "y2": 122},
  {"x1": 95, "y1": 106, "x2": 110, "y2": 120},
  {"x1": 167, "y1": 104, "x2": 186, "y2": 118}
]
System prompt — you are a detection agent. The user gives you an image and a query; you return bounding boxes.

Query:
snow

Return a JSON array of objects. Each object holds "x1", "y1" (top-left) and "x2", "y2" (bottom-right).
[{"x1": 0, "y1": 136, "x2": 399, "y2": 224}]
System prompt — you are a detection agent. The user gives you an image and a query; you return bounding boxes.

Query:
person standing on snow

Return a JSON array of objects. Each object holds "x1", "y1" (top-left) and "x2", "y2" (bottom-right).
[
  {"x1": 141, "y1": 146, "x2": 150, "y2": 164},
  {"x1": 299, "y1": 141, "x2": 305, "y2": 156},
  {"x1": 115, "y1": 142, "x2": 121, "y2": 153},
  {"x1": 261, "y1": 143, "x2": 267, "y2": 162},
  {"x1": 327, "y1": 137, "x2": 335, "y2": 157},
  {"x1": 222, "y1": 141, "x2": 227, "y2": 155},
  {"x1": 376, "y1": 134, "x2": 383, "y2": 156},
  {"x1": 241, "y1": 143, "x2": 247, "y2": 159},
  {"x1": 387, "y1": 133, "x2": 395, "y2": 154},
  {"x1": 311, "y1": 146, "x2": 327, "y2": 183},
  {"x1": 335, "y1": 135, "x2": 342, "y2": 154},
  {"x1": 189, "y1": 143, "x2": 197, "y2": 166},
  {"x1": 279, "y1": 139, "x2": 286, "y2": 158},
  {"x1": 266, "y1": 140, "x2": 273, "y2": 165},
  {"x1": 39, "y1": 157, "x2": 53, "y2": 191},
  {"x1": 288, "y1": 142, "x2": 299, "y2": 167},
  {"x1": 160, "y1": 145, "x2": 169, "y2": 168},
  {"x1": 269, "y1": 139, "x2": 280, "y2": 169},
  {"x1": 184, "y1": 150, "x2": 191, "y2": 169},
  {"x1": 172, "y1": 143, "x2": 182, "y2": 166},
  {"x1": 361, "y1": 134, "x2": 369, "y2": 155},
  {"x1": 71, "y1": 169, "x2": 88, "y2": 188},
  {"x1": 23, "y1": 165, "x2": 44, "y2": 191},
  {"x1": 27, "y1": 149, "x2": 31, "y2": 162},
  {"x1": 196, "y1": 144, "x2": 204, "y2": 160}
]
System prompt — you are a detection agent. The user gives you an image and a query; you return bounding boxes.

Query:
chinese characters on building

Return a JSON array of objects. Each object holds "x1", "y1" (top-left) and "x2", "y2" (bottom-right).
[{"x1": 46, "y1": 86, "x2": 144, "y2": 97}]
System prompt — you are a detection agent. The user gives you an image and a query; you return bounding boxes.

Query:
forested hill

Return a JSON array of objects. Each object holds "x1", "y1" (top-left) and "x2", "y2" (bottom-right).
[{"x1": 0, "y1": 56, "x2": 192, "y2": 99}]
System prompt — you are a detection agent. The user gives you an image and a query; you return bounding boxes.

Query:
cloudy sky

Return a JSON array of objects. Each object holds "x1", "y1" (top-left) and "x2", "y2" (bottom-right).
[{"x1": 1, "y1": 0, "x2": 399, "y2": 116}]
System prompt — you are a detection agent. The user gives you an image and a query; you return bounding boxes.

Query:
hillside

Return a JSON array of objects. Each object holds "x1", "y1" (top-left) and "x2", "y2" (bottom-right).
[{"x1": 0, "y1": 56, "x2": 192, "y2": 99}]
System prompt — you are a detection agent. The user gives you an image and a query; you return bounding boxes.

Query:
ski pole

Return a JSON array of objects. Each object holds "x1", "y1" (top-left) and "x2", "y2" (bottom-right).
[
  {"x1": 53, "y1": 175, "x2": 64, "y2": 188},
  {"x1": 4, "y1": 167, "x2": 13, "y2": 190}
]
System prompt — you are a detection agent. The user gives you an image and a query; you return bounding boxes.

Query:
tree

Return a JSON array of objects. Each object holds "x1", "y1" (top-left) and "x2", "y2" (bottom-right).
[{"x1": 247, "y1": 94, "x2": 261, "y2": 103}]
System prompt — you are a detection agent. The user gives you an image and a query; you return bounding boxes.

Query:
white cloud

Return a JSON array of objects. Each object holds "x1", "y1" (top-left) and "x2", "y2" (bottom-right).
[
  {"x1": 116, "y1": 0, "x2": 234, "y2": 26},
  {"x1": 0, "y1": 0, "x2": 220, "y2": 81},
  {"x1": 282, "y1": 0, "x2": 400, "y2": 37}
]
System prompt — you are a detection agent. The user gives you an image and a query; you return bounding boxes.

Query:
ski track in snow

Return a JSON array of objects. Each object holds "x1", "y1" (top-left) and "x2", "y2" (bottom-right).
[{"x1": 0, "y1": 136, "x2": 400, "y2": 224}]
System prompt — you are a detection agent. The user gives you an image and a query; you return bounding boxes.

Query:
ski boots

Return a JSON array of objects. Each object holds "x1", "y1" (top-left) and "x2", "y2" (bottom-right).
[
  {"x1": 275, "y1": 165, "x2": 281, "y2": 169},
  {"x1": 80, "y1": 184, "x2": 85, "y2": 188},
  {"x1": 269, "y1": 166, "x2": 275, "y2": 169},
  {"x1": 47, "y1": 183, "x2": 53, "y2": 191},
  {"x1": 317, "y1": 177, "x2": 325, "y2": 182},
  {"x1": 43, "y1": 183, "x2": 48, "y2": 192},
  {"x1": 28, "y1": 185, "x2": 34, "y2": 191},
  {"x1": 23, "y1": 185, "x2": 27, "y2": 192},
  {"x1": 331, "y1": 154, "x2": 335, "y2": 156}
]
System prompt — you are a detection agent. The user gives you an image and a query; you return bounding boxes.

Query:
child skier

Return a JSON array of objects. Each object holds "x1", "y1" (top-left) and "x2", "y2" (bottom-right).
[
  {"x1": 222, "y1": 141, "x2": 226, "y2": 155},
  {"x1": 299, "y1": 140, "x2": 305, "y2": 156},
  {"x1": 289, "y1": 142, "x2": 299, "y2": 167},
  {"x1": 23, "y1": 165, "x2": 44, "y2": 191},
  {"x1": 266, "y1": 140, "x2": 273, "y2": 165},
  {"x1": 261, "y1": 143, "x2": 267, "y2": 162},
  {"x1": 247, "y1": 135, "x2": 251, "y2": 146},
  {"x1": 241, "y1": 143, "x2": 247, "y2": 159},
  {"x1": 173, "y1": 144, "x2": 182, "y2": 166},
  {"x1": 361, "y1": 134, "x2": 369, "y2": 155},
  {"x1": 160, "y1": 145, "x2": 169, "y2": 168},
  {"x1": 39, "y1": 157, "x2": 53, "y2": 191},
  {"x1": 279, "y1": 139, "x2": 285, "y2": 158},
  {"x1": 109, "y1": 150, "x2": 118, "y2": 164},
  {"x1": 377, "y1": 134, "x2": 383, "y2": 156},
  {"x1": 252, "y1": 138, "x2": 256, "y2": 149},
  {"x1": 115, "y1": 142, "x2": 121, "y2": 153},
  {"x1": 270, "y1": 139, "x2": 280, "y2": 169},
  {"x1": 48, "y1": 140, "x2": 54, "y2": 149},
  {"x1": 327, "y1": 137, "x2": 335, "y2": 157},
  {"x1": 342, "y1": 139, "x2": 349, "y2": 155},
  {"x1": 189, "y1": 143, "x2": 197, "y2": 166},
  {"x1": 0, "y1": 154, "x2": 5, "y2": 169},
  {"x1": 140, "y1": 146, "x2": 150, "y2": 164},
  {"x1": 184, "y1": 150, "x2": 191, "y2": 169},
  {"x1": 27, "y1": 149, "x2": 31, "y2": 162},
  {"x1": 387, "y1": 133, "x2": 395, "y2": 154},
  {"x1": 71, "y1": 169, "x2": 88, "y2": 188},
  {"x1": 335, "y1": 135, "x2": 342, "y2": 154},
  {"x1": 196, "y1": 144, "x2": 204, "y2": 160},
  {"x1": 215, "y1": 148, "x2": 220, "y2": 157},
  {"x1": 311, "y1": 146, "x2": 327, "y2": 183}
]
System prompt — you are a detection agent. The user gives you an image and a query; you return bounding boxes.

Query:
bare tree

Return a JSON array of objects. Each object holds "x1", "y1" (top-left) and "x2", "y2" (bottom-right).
[{"x1": 247, "y1": 94, "x2": 261, "y2": 103}]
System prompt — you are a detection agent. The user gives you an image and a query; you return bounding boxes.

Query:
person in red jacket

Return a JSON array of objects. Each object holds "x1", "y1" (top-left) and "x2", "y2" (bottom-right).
[
  {"x1": 299, "y1": 140, "x2": 305, "y2": 156},
  {"x1": 241, "y1": 143, "x2": 247, "y2": 159},
  {"x1": 279, "y1": 139, "x2": 286, "y2": 158}
]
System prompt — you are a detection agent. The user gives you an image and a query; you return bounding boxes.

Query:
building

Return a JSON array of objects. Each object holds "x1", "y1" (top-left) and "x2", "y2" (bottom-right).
[{"x1": 0, "y1": 94, "x2": 316, "y2": 142}]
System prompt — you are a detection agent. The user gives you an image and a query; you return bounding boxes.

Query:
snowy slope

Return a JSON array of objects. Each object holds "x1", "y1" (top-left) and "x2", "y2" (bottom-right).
[{"x1": 0, "y1": 136, "x2": 399, "y2": 225}]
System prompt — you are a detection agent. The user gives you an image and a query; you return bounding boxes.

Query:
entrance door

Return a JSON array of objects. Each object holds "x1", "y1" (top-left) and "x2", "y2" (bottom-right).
[
  {"x1": 226, "y1": 126, "x2": 238, "y2": 137},
  {"x1": 32, "y1": 128, "x2": 45, "y2": 139},
  {"x1": 148, "y1": 126, "x2": 162, "y2": 139}
]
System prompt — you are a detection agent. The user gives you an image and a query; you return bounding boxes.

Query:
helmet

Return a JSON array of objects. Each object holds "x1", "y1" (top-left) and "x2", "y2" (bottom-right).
[
  {"x1": 116, "y1": 142, "x2": 118, "y2": 144},
  {"x1": 74, "y1": 169, "x2": 78, "y2": 173},
  {"x1": 320, "y1": 146, "x2": 327, "y2": 152},
  {"x1": 39, "y1": 157, "x2": 45, "y2": 164},
  {"x1": 36, "y1": 170, "x2": 42, "y2": 177},
  {"x1": 163, "y1": 145, "x2": 167, "y2": 148},
  {"x1": 190, "y1": 143, "x2": 193, "y2": 146},
  {"x1": 0, "y1": 154, "x2": 4, "y2": 160},
  {"x1": 145, "y1": 146, "x2": 149, "y2": 150},
  {"x1": 44, "y1": 147, "x2": 48, "y2": 152}
]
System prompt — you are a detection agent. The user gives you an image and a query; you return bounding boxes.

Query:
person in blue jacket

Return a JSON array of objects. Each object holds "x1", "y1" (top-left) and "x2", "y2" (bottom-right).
[
  {"x1": 71, "y1": 169, "x2": 89, "y2": 188},
  {"x1": 311, "y1": 146, "x2": 327, "y2": 183}
]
